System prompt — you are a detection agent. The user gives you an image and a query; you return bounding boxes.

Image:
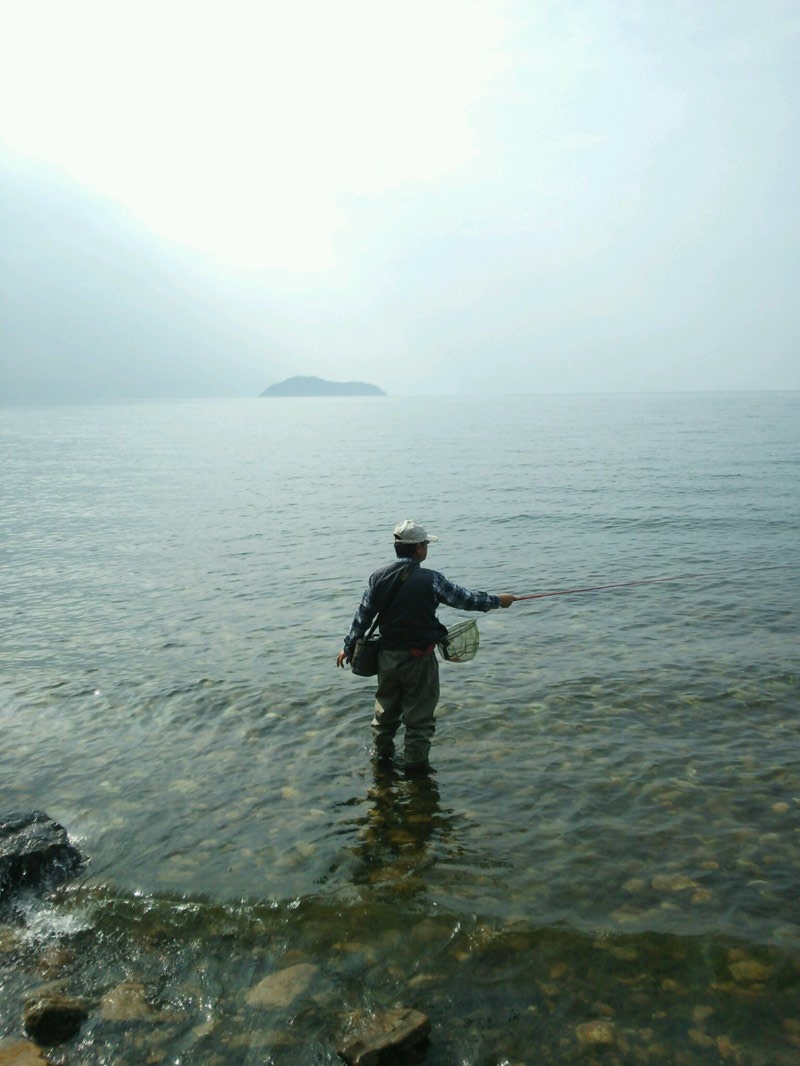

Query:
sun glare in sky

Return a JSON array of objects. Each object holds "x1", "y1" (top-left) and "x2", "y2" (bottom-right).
[
  {"x1": 2, "y1": 0, "x2": 798, "y2": 398},
  {"x1": 0, "y1": 0, "x2": 507, "y2": 271}
]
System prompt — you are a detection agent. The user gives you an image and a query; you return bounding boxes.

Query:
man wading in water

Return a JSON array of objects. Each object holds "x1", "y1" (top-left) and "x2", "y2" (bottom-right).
[{"x1": 336, "y1": 519, "x2": 517, "y2": 774}]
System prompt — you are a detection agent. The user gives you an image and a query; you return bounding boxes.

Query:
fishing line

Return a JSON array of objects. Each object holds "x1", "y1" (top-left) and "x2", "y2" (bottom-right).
[{"x1": 515, "y1": 563, "x2": 797, "y2": 602}]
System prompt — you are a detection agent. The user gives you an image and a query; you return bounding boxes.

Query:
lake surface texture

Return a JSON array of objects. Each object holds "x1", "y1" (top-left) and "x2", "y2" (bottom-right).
[{"x1": 2, "y1": 392, "x2": 799, "y2": 1064}]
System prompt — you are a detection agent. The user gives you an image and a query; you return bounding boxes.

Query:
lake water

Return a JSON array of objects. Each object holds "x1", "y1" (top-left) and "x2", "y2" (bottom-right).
[{"x1": 1, "y1": 392, "x2": 799, "y2": 1064}]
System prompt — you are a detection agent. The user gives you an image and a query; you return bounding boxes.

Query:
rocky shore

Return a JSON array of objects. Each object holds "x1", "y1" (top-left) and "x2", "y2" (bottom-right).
[
  {"x1": 2, "y1": 812, "x2": 798, "y2": 1064},
  {"x1": 1, "y1": 812, "x2": 430, "y2": 1063}
]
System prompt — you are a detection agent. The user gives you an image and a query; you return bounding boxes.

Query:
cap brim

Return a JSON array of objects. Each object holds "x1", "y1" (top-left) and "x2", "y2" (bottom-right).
[{"x1": 426, "y1": 534, "x2": 438, "y2": 542}]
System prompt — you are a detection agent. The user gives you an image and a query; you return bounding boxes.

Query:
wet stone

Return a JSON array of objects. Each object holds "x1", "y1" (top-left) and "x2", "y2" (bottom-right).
[
  {"x1": 100, "y1": 981, "x2": 156, "y2": 1022},
  {"x1": 22, "y1": 993, "x2": 89, "y2": 1045},
  {"x1": 689, "y1": 1027, "x2": 715, "y2": 1048},
  {"x1": 0, "y1": 927, "x2": 21, "y2": 953},
  {"x1": 715, "y1": 1034, "x2": 741, "y2": 1057},
  {"x1": 337, "y1": 1007, "x2": 431, "y2": 1065},
  {"x1": 0, "y1": 1040, "x2": 50, "y2": 1065},
  {"x1": 575, "y1": 1020, "x2": 616, "y2": 1047},
  {"x1": 728, "y1": 958, "x2": 774, "y2": 983},
  {"x1": 0, "y1": 812, "x2": 85, "y2": 909},
  {"x1": 39, "y1": 946, "x2": 73, "y2": 980},
  {"x1": 245, "y1": 962, "x2": 319, "y2": 1009},
  {"x1": 651, "y1": 873, "x2": 698, "y2": 892},
  {"x1": 622, "y1": 877, "x2": 646, "y2": 894},
  {"x1": 692, "y1": 1005, "x2": 714, "y2": 1023}
]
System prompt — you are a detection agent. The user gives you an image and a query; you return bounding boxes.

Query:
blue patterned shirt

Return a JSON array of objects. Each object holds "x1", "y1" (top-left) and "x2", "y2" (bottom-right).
[{"x1": 343, "y1": 566, "x2": 499, "y2": 653}]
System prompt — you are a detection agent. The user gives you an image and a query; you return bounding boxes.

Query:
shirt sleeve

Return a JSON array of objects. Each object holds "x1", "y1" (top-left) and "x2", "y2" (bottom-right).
[
  {"x1": 432, "y1": 571, "x2": 500, "y2": 612},
  {"x1": 342, "y1": 584, "x2": 378, "y2": 653}
]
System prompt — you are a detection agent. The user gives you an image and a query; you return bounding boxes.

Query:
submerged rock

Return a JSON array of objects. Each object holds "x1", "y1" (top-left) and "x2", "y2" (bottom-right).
[
  {"x1": 337, "y1": 1007, "x2": 430, "y2": 1065},
  {"x1": 0, "y1": 1039, "x2": 51, "y2": 1064},
  {"x1": 0, "y1": 812, "x2": 85, "y2": 909},
  {"x1": 575, "y1": 1020, "x2": 617, "y2": 1047},
  {"x1": 100, "y1": 981, "x2": 156, "y2": 1022},
  {"x1": 22, "y1": 993, "x2": 89, "y2": 1045},
  {"x1": 729, "y1": 958, "x2": 774, "y2": 983},
  {"x1": 245, "y1": 963, "x2": 319, "y2": 1009}
]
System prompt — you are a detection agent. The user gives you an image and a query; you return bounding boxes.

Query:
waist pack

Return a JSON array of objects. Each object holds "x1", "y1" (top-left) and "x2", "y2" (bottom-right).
[{"x1": 350, "y1": 636, "x2": 382, "y2": 676}]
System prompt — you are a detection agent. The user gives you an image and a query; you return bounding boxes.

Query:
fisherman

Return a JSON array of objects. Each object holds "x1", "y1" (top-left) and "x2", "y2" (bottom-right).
[{"x1": 336, "y1": 519, "x2": 517, "y2": 774}]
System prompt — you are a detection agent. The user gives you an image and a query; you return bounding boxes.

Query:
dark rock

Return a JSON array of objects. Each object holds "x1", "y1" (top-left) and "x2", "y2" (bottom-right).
[
  {"x1": 23, "y1": 994, "x2": 89, "y2": 1045},
  {"x1": 0, "y1": 812, "x2": 86, "y2": 909},
  {"x1": 260, "y1": 376, "x2": 386, "y2": 397},
  {"x1": 338, "y1": 1007, "x2": 430, "y2": 1065}
]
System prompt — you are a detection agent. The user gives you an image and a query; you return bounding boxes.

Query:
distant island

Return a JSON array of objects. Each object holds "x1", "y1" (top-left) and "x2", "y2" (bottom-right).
[{"x1": 260, "y1": 375, "x2": 386, "y2": 397}]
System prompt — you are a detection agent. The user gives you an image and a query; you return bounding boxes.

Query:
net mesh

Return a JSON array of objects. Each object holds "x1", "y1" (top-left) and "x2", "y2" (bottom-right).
[{"x1": 439, "y1": 618, "x2": 480, "y2": 662}]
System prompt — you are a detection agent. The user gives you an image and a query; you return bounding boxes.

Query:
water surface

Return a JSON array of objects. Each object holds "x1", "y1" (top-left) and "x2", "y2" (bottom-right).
[{"x1": 2, "y1": 392, "x2": 798, "y2": 1063}]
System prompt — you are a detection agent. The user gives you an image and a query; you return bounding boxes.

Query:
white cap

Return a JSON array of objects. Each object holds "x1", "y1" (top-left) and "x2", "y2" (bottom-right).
[{"x1": 393, "y1": 519, "x2": 438, "y2": 544}]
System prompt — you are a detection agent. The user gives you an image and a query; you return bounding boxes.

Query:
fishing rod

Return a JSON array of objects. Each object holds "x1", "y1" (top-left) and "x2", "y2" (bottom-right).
[{"x1": 514, "y1": 563, "x2": 793, "y2": 602}]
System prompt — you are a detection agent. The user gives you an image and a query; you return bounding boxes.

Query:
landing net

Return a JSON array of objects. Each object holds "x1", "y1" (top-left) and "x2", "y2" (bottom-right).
[{"x1": 439, "y1": 618, "x2": 480, "y2": 663}]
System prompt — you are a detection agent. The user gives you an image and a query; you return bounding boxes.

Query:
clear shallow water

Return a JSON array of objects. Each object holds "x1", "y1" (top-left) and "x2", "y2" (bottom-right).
[{"x1": 1, "y1": 392, "x2": 799, "y2": 1063}]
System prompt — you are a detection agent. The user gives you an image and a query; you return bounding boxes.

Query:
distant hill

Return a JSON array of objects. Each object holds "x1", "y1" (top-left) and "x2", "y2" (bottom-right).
[{"x1": 260, "y1": 375, "x2": 386, "y2": 397}]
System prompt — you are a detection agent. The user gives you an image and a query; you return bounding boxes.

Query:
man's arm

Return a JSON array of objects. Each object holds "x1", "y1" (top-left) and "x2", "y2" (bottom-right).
[
  {"x1": 336, "y1": 584, "x2": 378, "y2": 667},
  {"x1": 433, "y1": 572, "x2": 516, "y2": 611}
]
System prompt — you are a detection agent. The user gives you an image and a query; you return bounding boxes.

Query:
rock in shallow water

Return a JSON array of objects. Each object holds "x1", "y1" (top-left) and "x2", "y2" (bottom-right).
[
  {"x1": 337, "y1": 1007, "x2": 430, "y2": 1065},
  {"x1": 0, "y1": 812, "x2": 85, "y2": 908},
  {"x1": 100, "y1": 981, "x2": 156, "y2": 1022},
  {"x1": 22, "y1": 993, "x2": 89, "y2": 1045},
  {"x1": 0, "y1": 1039, "x2": 51, "y2": 1064},
  {"x1": 728, "y1": 957, "x2": 774, "y2": 983},
  {"x1": 575, "y1": 1020, "x2": 617, "y2": 1047},
  {"x1": 245, "y1": 963, "x2": 319, "y2": 1009}
]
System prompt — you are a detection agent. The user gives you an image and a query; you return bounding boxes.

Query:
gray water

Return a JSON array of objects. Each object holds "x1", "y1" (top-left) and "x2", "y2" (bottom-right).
[{"x1": 1, "y1": 392, "x2": 799, "y2": 1064}]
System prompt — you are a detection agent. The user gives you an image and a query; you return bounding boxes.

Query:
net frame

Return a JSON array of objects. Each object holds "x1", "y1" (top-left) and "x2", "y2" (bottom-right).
[{"x1": 439, "y1": 618, "x2": 480, "y2": 662}]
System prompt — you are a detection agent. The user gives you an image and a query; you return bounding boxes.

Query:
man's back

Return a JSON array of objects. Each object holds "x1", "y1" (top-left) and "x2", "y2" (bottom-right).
[
  {"x1": 336, "y1": 518, "x2": 516, "y2": 772},
  {"x1": 372, "y1": 561, "x2": 448, "y2": 651}
]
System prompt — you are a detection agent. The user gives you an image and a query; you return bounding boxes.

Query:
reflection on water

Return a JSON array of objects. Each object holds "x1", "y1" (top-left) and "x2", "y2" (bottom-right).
[{"x1": 347, "y1": 767, "x2": 450, "y2": 899}]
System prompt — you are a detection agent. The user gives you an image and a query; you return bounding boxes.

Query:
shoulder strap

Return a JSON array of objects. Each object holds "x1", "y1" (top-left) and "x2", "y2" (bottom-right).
[{"x1": 365, "y1": 565, "x2": 411, "y2": 639}]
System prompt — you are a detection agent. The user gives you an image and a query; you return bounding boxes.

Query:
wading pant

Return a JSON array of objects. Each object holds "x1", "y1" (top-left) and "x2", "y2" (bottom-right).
[{"x1": 371, "y1": 648, "x2": 440, "y2": 766}]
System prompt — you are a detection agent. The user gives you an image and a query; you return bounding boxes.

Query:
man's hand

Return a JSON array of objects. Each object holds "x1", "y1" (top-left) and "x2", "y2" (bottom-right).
[
  {"x1": 498, "y1": 594, "x2": 517, "y2": 608},
  {"x1": 336, "y1": 650, "x2": 350, "y2": 668}
]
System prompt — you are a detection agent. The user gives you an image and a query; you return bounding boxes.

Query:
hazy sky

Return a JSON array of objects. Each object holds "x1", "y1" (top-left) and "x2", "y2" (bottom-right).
[{"x1": 1, "y1": 0, "x2": 798, "y2": 400}]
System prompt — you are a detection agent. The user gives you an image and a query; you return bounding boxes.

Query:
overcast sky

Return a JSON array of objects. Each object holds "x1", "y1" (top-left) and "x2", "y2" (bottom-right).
[{"x1": 1, "y1": 0, "x2": 798, "y2": 401}]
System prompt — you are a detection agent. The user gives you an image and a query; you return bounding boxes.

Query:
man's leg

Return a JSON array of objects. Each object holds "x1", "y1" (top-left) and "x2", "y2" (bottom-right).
[
  {"x1": 371, "y1": 649, "x2": 406, "y2": 759},
  {"x1": 399, "y1": 655, "x2": 440, "y2": 768}
]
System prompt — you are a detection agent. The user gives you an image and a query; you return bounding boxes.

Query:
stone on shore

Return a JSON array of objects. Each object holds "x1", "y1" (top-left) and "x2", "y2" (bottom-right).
[
  {"x1": 23, "y1": 993, "x2": 89, "y2": 1045},
  {"x1": 0, "y1": 812, "x2": 85, "y2": 908},
  {"x1": 337, "y1": 1007, "x2": 430, "y2": 1065}
]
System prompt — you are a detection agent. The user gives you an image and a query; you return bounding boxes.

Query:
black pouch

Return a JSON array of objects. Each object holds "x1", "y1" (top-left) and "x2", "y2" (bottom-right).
[{"x1": 350, "y1": 636, "x2": 382, "y2": 677}]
